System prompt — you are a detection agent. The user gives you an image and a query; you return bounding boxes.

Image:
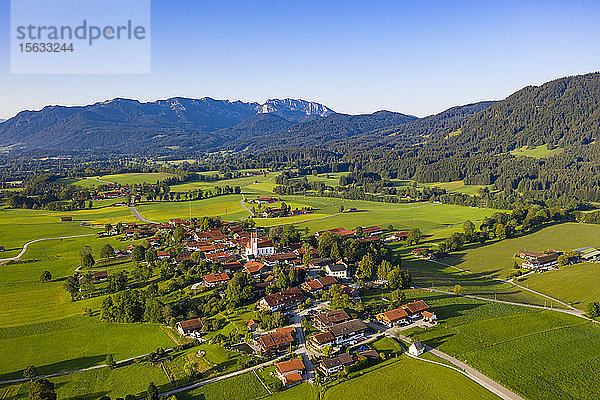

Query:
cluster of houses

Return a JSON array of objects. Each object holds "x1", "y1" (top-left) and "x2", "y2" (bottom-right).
[
  {"x1": 516, "y1": 247, "x2": 600, "y2": 270},
  {"x1": 375, "y1": 300, "x2": 436, "y2": 327},
  {"x1": 260, "y1": 207, "x2": 311, "y2": 218}
]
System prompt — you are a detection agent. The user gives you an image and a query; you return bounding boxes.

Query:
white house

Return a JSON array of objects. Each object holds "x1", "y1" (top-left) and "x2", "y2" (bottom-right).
[
  {"x1": 409, "y1": 341, "x2": 425, "y2": 356},
  {"x1": 324, "y1": 261, "x2": 349, "y2": 279}
]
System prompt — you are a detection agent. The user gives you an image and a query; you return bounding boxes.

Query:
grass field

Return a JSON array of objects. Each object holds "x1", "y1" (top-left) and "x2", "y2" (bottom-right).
[
  {"x1": 517, "y1": 262, "x2": 600, "y2": 307},
  {"x1": 323, "y1": 354, "x2": 501, "y2": 400},
  {"x1": 419, "y1": 180, "x2": 492, "y2": 195},
  {"x1": 135, "y1": 195, "x2": 248, "y2": 222},
  {"x1": 510, "y1": 144, "x2": 563, "y2": 158},
  {"x1": 402, "y1": 289, "x2": 600, "y2": 400},
  {"x1": 180, "y1": 371, "x2": 268, "y2": 400},
  {"x1": 71, "y1": 173, "x2": 176, "y2": 187},
  {"x1": 439, "y1": 223, "x2": 600, "y2": 279}
]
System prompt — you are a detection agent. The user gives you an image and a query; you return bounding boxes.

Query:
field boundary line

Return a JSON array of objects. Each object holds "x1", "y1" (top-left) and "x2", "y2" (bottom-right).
[{"x1": 253, "y1": 369, "x2": 271, "y2": 395}]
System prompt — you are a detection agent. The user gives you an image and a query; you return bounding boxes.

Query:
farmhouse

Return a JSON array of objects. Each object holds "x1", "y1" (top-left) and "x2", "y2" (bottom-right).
[
  {"x1": 521, "y1": 253, "x2": 559, "y2": 270},
  {"x1": 386, "y1": 231, "x2": 410, "y2": 241},
  {"x1": 176, "y1": 318, "x2": 203, "y2": 335},
  {"x1": 92, "y1": 270, "x2": 108, "y2": 282},
  {"x1": 258, "y1": 287, "x2": 304, "y2": 312},
  {"x1": 319, "y1": 353, "x2": 355, "y2": 375},
  {"x1": 516, "y1": 249, "x2": 545, "y2": 260},
  {"x1": 301, "y1": 276, "x2": 338, "y2": 293},
  {"x1": 312, "y1": 319, "x2": 369, "y2": 347},
  {"x1": 60, "y1": 216, "x2": 73, "y2": 222},
  {"x1": 310, "y1": 257, "x2": 333, "y2": 267},
  {"x1": 243, "y1": 260, "x2": 268, "y2": 277},
  {"x1": 313, "y1": 309, "x2": 351, "y2": 331},
  {"x1": 376, "y1": 307, "x2": 409, "y2": 327},
  {"x1": 361, "y1": 226, "x2": 384, "y2": 236},
  {"x1": 324, "y1": 261, "x2": 349, "y2": 279},
  {"x1": 275, "y1": 358, "x2": 306, "y2": 385},
  {"x1": 202, "y1": 272, "x2": 230, "y2": 287},
  {"x1": 256, "y1": 196, "x2": 278, "y2": 204}
]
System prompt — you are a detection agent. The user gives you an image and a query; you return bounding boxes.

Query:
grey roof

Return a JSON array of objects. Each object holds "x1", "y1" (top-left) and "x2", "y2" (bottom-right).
[
  {"x1": 327, "y1": 319, "x2": 368, "y2": 337},
  {"x1": 320, "y1": 353, "x2": 354, "y2": 369},
  {"x1": 326, "y1": 263, "x2": 347, "y2": 272}
]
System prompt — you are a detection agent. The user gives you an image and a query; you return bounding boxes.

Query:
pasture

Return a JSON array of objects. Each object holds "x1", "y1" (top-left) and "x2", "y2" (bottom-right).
[
  {"x1": 180, "y1": 371, "x2": 268, "y2": 400},
  {"x1": 510, "y1": 144, "x2": 563, "y2": 158},
  {"x1": 440, "y1": 223, "x2": 600, "y2": 278},
  {"x1": 322, "y1": 354, "x2": 501, "y2": 400},
  {"x1": 135, "y1": 195, "x2": 248, "y2": 222},
  {"x1": 517, "y1": 262, "x2": 600, "y2": 307},
  {"x1": 402, "y1": 289, "x2": 600, "y2": 400},
  {"x1": 72, "y1": 172, "x2": 176, "y2": 187}
]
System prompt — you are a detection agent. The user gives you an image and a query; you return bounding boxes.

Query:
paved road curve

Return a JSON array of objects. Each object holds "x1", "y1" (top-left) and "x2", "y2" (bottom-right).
[
  {"x1": 129, "y1": 205, "x2": 160, "y2": 224},
  {"x1": 0, "y1": 234, "x2": 95, "y2": 264}
]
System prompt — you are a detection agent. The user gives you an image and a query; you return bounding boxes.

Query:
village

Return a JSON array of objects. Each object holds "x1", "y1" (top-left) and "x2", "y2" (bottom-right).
[{"x1": 54, "y1": 199, "x2": 440, "y2": 390}]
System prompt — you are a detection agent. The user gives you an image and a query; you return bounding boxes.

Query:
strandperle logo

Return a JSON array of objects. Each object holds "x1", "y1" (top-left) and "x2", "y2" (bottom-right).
[
  {"x1": 11, "y1": 0, "x2": 151, "y2": 74},
  {"x1": 15, "y1": 20, "x2": 147, "y2": 46}
]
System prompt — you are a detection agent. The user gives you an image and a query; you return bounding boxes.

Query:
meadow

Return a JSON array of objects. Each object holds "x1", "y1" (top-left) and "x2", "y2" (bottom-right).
[
  {"x1": 517, "y1": 262, "x2": 600, "y2": 307},
  {"x1": 322, "y1": 354, "x2": 501, "y2": 400},
  {"x1": 135, "y1": 194, "x2": 248, "y2": 222},
  {"x1": 402, "y1": 289, "x2": 600, "y2": 400},
  {"x1": 72, "y1": 172, "x2": 176, "y2": 187},
  {"x1": 509, "y1": 144, "x2": 563, "y2": 158},
  {"x1": 439, "y1": 223, "x2": 600, "y2": 278}
]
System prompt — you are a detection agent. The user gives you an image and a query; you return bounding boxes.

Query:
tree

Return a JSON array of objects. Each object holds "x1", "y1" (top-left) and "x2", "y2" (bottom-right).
[
  {"x1": 453, "y1": 285, "x2": 462, "y2": 295},
  {"x1": 463, "y1": 220, "x2": 475, "y2": 236},
  {"x1": 407, "y1": 228, "x2": 422, "y2": 245},
  {"x1": 104, "y1": 223, "x2": 113, "y2": 232},
  {"x1": 147, "y1": 382, "x2": 159, "y2": 400},
  {"x1": 39, "y1": 271, "x2": 52, "y2": 283},
  {"x1": 106, "y1": 353, "x2": 116, "y2": 369},
  {"x1": 387, "y1": 268, "x2": 410, "y2": 289},
  {"x1": 557, "y1": 254, "x2": 569, "y2": 267},
  {"x1": 585, "y1": 302, "x2": 600, "y2": 318},
  {"x1": 27, "y1": 378, "x2": 56, "y2": 400},
  {"x1": 358, "y1": 253, "x2": 376, "y2": 280},
  {"x1": 330, "y1": 241, "x2": 342, "y2": 262},
  {"x1": 131, "y1": 245, "x2": 146, "y2": 262},
  {"x1": 63, "y1": 276, "x2": 80, "y2": 300},
  {"x1": 82, "y1": 253, "x2": 95, "y2": 268},
  {"x1": 377, "y1": 260, "x2": 392, "y2": 282},
  {"x1": 23, "y1": 365, "x2": 38, "y2": 380},
  {"x1": 99, "y1": 243, "x2": 115, "y2": 260}
]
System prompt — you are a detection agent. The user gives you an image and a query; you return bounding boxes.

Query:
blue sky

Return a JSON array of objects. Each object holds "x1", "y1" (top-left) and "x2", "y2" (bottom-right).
[{"x1": 1, "y1": 0, "x2": 600, "y2": 119}]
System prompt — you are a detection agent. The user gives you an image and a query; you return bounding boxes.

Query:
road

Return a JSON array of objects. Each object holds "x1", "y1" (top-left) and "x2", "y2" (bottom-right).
[
  {"x1": 365, "y1": 320, "x2": 526, "y2": 400},
  {"x1": 426, "y1": 258, "x2": 579, "y2": 312},
  {"x1": 160, "y1": 354, "x2": 287, "y2": 397},
  {"x1": 414, "y1": 286, "x2": 597, "y2": 323},
  {"x1": 0, "y1": 234, "x2": 95, "y2": 264},
  {"x1": 240, "y1": 194, "x2": 255, "y2": 218},
  {"x1": 0, "y1": 350, "x2": 163, "y2": 385},
  {"x1": 129, "y1": 205, "x2": 160, "y2": 224}
]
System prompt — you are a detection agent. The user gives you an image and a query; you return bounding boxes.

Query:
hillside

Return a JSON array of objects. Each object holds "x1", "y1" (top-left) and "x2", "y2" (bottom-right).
[{"x1": 0, "y1": 97, "x2": 333, "y2": 153}]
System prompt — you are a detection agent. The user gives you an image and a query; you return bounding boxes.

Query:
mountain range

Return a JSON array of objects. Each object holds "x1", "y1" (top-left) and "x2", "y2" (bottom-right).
[{"x1": 2, "y1": 72, "x2": 600, "y2": 156}]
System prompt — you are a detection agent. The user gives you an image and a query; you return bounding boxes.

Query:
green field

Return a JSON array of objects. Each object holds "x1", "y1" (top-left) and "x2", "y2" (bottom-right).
[
  {"x1": 181, "y1": 371, "x2": 268, "y2": 400},
  {"x1": 402, "y1": 289, "x2": 600, "y2": 400},
  {"x1": 419, "y1": 180, "x2": 492, "y2": 195},
  {"x1": 323, "y1": 355, "x2": 501, "y2": 400},
  {"x1": 517, "y1": 262, "x2": 600, "y2": 307},
  {"x1": 72, "y1": 172, "x2": 176, "y2": 187},
  {"x1": 135, "y1": 194, "x2": 248, "y2": 222},
  {"x1": 440, "y1": 223, "x2": 600, "y2": 278},
  {"x1": 510, "y1": 144, "x2": 563, "y2": 158}
]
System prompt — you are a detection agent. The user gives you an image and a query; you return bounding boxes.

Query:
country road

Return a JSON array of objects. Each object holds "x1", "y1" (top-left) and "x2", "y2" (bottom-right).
[
  {"x1": 426, "y1": 258, "x2": 579, "y2": 311},
  {"x1": 0, "y1": 234, "x2": 95, "y2": 264},
  {"x1": 366, "y1": 320, "x2": 526, "y2": 400},
  {"x1": 0, "y1": 350, "x2": 167, "y2": 385},
  {"x1": 129, "y1": 205, "x2": 160, "y2": 224},
  {"x1": 240, "y1": 194, "x2": 255, "y2": 217}
]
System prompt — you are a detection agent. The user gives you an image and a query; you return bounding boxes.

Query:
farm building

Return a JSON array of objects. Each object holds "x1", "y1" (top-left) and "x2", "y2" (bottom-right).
[
  {"x1": 301, "y1": 276, "x2": 338, "y2": 293},
  {"x1": 376, "y1": 307, "x2": 409, "y2": 327},
  {"x1": 324, "y1": 261, "x2": 349, "y2": 279},
  {"x1": 202, "y1": 272, "x2": 230, "y2": 287},
  {"x1": 574, "y1": 247, "x2": 600, "y2": 261},
  {"x1": 176, "y1": 318, "x2": 203, "y2": 335},
  {"x1": 409, "y1": 341, "x2": 425, "y2": 356},
  {"x1": 313, "y1": 309, "x2": 351, "y2": 331}
]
